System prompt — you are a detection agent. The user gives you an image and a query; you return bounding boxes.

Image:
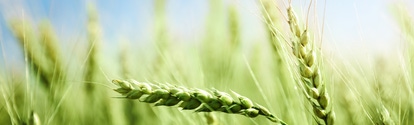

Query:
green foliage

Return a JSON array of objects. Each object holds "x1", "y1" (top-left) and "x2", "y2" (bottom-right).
[{"x1": 0, "y1": 1, "x2": 413, "y2": 125}]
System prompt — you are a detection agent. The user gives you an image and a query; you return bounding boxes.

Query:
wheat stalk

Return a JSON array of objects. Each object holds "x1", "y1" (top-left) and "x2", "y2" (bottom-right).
[
  {"x1": 39, "y1": 21, "x2": 63, "y2": 73},
  {"x1": 287, "y1": 5, "x2": 335, "y2": 125},
  {"x1": 84, "y1": 4, "x2": 102, "y2": 93},
  {"x1": 112, "y1": 79, "x2": 286, "y2": 124}
]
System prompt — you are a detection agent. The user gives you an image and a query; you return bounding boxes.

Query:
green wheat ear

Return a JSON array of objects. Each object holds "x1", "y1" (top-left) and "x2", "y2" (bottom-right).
[
  {"x1": 287, "y1": 5, "x2": 335, "y2": 125},
  {"x1": 112, "y1": 79, "x2": 287, "y2": 124}
]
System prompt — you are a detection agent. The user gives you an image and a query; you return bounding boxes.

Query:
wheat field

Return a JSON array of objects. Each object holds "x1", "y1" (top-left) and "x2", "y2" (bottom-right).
[{"x1": 0, "y1": 0, "x2": 413, "y2": 125}]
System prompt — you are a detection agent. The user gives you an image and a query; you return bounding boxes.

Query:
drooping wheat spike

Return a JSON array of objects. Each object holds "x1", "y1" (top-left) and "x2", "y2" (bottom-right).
[
  {"x1": 112, "y1": 79, "x2": 287, "y2": 124},
  {"x1": 287, "y1": 6, "x2": 335, "y2": 125}
]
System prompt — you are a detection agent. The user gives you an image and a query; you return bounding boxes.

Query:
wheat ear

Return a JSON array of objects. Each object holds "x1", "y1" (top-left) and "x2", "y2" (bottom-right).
[
  {"x1": 287, "y1": 6, "x2": 335, "y2": 125},
  {"x1": 9, "y1": 21, "x2": 55, "y2": 88},
  {"x1": 84, "y1": 4, "x2": 101, "y2": 92},
  {"x1": 112, "y1": 79, "x2": 286, "y2": 124}
]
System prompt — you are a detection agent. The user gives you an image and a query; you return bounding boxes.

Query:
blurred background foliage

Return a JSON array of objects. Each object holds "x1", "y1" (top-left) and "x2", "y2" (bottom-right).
[{"x1": 0, "y1": 0, "x2": 414, "y2": 125}]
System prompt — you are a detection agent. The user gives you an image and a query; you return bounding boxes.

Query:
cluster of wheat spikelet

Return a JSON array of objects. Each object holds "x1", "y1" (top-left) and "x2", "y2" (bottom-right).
[
  {"x1": 112, "y1": 79, "x2": 286, "y2": 124},
  {"x1": 286, "y1": 5, "x2": 335, "y2": 125}
]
